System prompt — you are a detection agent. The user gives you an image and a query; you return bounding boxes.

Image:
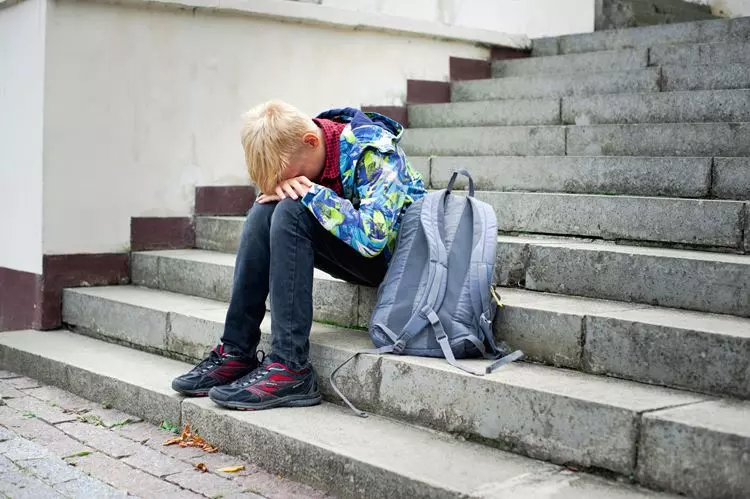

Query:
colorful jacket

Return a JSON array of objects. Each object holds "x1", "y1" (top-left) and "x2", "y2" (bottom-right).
[{"x1": 300, "y1": 108, "x2": 426, "y2": 261}]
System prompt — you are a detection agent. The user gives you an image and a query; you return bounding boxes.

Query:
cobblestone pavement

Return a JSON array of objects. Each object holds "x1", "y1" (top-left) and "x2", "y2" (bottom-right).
[{"x1": 0, "y1": 370, "x2": 332, "y2": 498}]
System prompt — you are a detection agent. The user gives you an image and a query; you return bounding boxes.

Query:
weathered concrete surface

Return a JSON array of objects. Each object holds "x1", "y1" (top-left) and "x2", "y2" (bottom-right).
[
  {"x1": 584, "y1": 307, "x2": 750, "y2": 398},
  {"x1": 497, "y1": 236, "x2": 750, "y2": 317},
  {"x1": 492, "y1": 48, "x2": 647, "y2": 77},
  {"x1": 662, "y1": 63, "x2": 750, "y2": 92},
  {"x1": 408, "y1": 99, "x2": 560, "y2": 128},
  {"x1": 713, "y1": 157, "x2": 750, "y2": 200},
  {"x1": 474, "y1": 191, "x2": 745, "y2": 249},
  {"x1": 409, "y1": 156, "x2": 431, "y2": 185},
  {"x1": 595, "y1": 0, "x2": 717, "y2": 31},
  {"x1": 195, "y1": 216, "x2": 243, "y2": 253},
  {"x1": 651, "y1": 41, "x2": 750, "y2": 67},
  {"x1": 562, "y1": 89, "x2": 750, "y2": 125},
  {"x1": 430, "y1": 156, "x2": 711, "y2": 198},
  {"x1": 0, "y1": 330, "x2": 184, "y2": 426},
  {"x1": 535, "y1": 17, "x2": 750, "y2": 55},
  {"x1": 402, "y1": 125, "x2": 565, "y2": 156},
  {"x1": 566, "y1": 122, "x2": 750, "y2": 157},
  {"x1": 637, "y1": 399, "x2": 750, "y2": 498},
  {"x1": 452, "y1": 68, "x2": 659, "y2": 101}
]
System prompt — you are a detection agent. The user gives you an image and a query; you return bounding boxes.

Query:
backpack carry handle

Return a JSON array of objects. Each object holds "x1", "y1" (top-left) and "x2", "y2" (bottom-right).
[{"x1": 446, "y1": 169, "x2": 475, "y2": 197}]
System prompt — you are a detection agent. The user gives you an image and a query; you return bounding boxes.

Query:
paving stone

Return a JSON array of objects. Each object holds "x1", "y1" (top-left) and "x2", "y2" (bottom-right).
[
  {"x1": 57, "y1": 422, "x2": 142, "y2": 459},
  {"x1": 20, "y1": 385, "x2": 139, "y2": 427},
  {"x1": 0, "y1": 425, "x2": 14, "y2": 441},
  {"x1": 71, "y1": 451, "x2": 193, "y2": 497},
  {"x1": 54, "y1": 475, "x2": 129, "y2": 498},
  {"x1": 1, "y1": 383, "x2": 31, "y2": 399},
  {"x1": 4, "y1": 396, "x2": 79, "y2": 425},
  {"x1": 7, "y1": 417, "x2": 95, "y2": 458},
  {"x1": 123, "y1": 446, "x2": 193, "y2": 478},
  {"x1": 233, "y1": 471, "x2": 332, "y2": 499},
  {"x1": 15, "y1": 456, "x2": 83, "y2": 485},
  {"x1": 0, "y1": 370, "x2": 21, "y2": 379},
  {"x1": 114, "y1": 420, "x2": 175, "y2": 445},
  {"x1": 166, "y1": 469, "x2": 248, "y2": 497},
  {"x1": 6, "y1": 376, "x2": 42, "y2": 390},
  {"x1": 0, "y1": 436, "x2": 54, "y2": 460},
  {"x1": 0, "y1": 467, "x2": 65, "y2": 499},
  {"x1": 713, "y1": 157, "x2": 750, "y2": 200}
]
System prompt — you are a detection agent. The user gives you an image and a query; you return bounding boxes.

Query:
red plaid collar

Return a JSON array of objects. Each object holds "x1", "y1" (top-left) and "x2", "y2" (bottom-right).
[{"x1": 313, "y1": 118, "x2": 346, "y2": 196}]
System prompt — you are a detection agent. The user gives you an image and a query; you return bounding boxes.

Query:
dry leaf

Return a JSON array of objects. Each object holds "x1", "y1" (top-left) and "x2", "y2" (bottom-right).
[
  {"x1": 163, "y1": 437, "x2": 181, "y2": 446},
  {"x1": 162, "y1": 423, "x2": 219, "y2": 453},
  {"x1": 194, "y1": 463, "x2": 208, "y2": 473},
  {"x1": 219, "y1": 465, "x2": 245, "y2": 473}
]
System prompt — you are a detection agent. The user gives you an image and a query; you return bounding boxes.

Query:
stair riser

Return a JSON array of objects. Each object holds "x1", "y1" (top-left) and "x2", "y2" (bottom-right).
[
  {"x1": 411, "y1": 90, "x2": 750, "y2": 127},
  {"x1": 60, "y1": 289, "x2": 708, "y2": 476},
  {"x1": 454, "y1": 64, "x2": 750, "y2": 102},
  {"x1": 532, "y1": 17, "x2": 750, "y2": 56},
  {"x1": 651, "y1": 41, "x2": 750, "y2": 67},
  {"x1": 190, "y1": 220, "x2": 750, "y2": 317},
  {"x1": 492, "y1": 48, "x2": 647, "y2": 78},
  {"x1": 403, "y1": 123, "x2": 750, "y2": 158},
  {"x1": 428, "y1": 156, "x2": 714, "y2": 198}
]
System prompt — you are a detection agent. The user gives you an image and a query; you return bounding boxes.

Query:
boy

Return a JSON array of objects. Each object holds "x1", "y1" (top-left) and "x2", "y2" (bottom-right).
[{"x1": 172, "y1": 101, "x2": 426, "y2": 410}]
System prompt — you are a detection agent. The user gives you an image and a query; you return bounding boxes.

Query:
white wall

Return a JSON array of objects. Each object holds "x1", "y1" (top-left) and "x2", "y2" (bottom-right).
[
  {"x1": 687, "y1": 0, "x2": 750, "y2": 16},
  {"x1": 320, "y1": 0, "x2": 596, "y2": 38},
  {"x1": 0, "y1": 0, "x2": 46, "y2": 273},
  {"x1": 41, "y1": 0, "x2": 488, "y2": 255}
]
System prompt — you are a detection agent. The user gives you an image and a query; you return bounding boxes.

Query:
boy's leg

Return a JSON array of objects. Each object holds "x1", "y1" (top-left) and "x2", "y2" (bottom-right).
[
  {"x1": 172, "y1": 202, "x2": 276, "y2": 395},
  {"x1": 209, "y1": 199, "x2": 387, "y2": 410}
]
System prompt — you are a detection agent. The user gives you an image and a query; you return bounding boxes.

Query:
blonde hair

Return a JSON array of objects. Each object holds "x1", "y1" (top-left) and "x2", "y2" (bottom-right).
[{"x1": 240, "y1": 100, "x2": 316, "y2": 194}]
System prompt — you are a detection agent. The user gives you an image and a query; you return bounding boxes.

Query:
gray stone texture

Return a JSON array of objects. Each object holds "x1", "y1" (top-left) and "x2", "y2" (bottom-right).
[
  {"x1": 430, "y1": 156, "x2": 711, "y2": 198},
  {"x1": 595, "y1": 0, "x2": 716, "y2": 31},
  {"x1": 492, "y1": 48, "x2": 647, "y2": 77},
  {"x1": 518, "y1": 240, "x2": 750, "y2": 317},
  {"x1": 408, "y1": 99, "x2": 560, "y2": 128},
  {"x1": 122, "y1": 446, "x2": 193, "y2": 478},
  {"x1": 408, "y1": 156, "x2": 431, "y2": 185},
  {"x1": 584, "y1": 307, "x2": 750, "y2": 398},
  {"x1": 566, "y1": 122, "x2": 750, "y2": 157},
  {"x1": 562, "y1": 89, "x2": 750, "y2": 125},
  {"x1": 651, "y1": 41, "x2": 750, "y2": 67},
  {"x1": 713, "y1": 157, "x2": 750, "y2": 200},
  {"x1": 637, "y1": 400, "x2": 750, "y2": 498},
  {"x1": 195, "y1": 216, "x2": 243, "y2": 253},
  {"x1": 474, "y1": 191, "x2": 745, "y2": 249},
  {"x1": 56, "y1": 422, "x2": 142, "y2": 459},
  {"x1": 452, "y1": 68, "x2": 659, "y2": 102},
  {"x1": 402, "y1": 125, "x2": 565, "y2": 156},
  {"x1": 662, "y1": 63, "x2": 750, "y2": 92}
]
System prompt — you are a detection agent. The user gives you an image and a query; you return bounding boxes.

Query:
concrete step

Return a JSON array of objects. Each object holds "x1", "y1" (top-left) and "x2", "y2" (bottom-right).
[
  {"x1": 492, "y1": 48, "x2": 648, "y2": 78},
  {"x1": 452, "y1": 64, "x2": 750, "y2": 102},
  {"x1": 651, "y1": 40, "x2": 750, "y2": 67},
  {"x1": 532, "y1": 17, "x2": 750, "y2": 56},
  {"x1": 410, "y1": 89, "x2": 750, "y2": 127},
  {"x1": 424, "y1": 156, "x2": 717, "y2": 199},
  {"x1": 402, "y1": 122, "x2": 750, "y2": 157},
  {"x1": 190, "y1": 224, "x2": 750, "y2": 317},
  {"x1": 54, "y1": 287, "x2": 722, "y2": 480},
  {"x1": 0, "y1": 331, "x2": 688, "y2": 499}
]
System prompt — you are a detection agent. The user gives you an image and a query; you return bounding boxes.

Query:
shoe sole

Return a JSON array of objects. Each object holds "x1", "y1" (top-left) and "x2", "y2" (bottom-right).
[
  {"x1": 171, "y1": 382, "x2": 211, "y2": 397},
  {"x1": 209, "y1": 392, "x2": 323, "y2": 411}
]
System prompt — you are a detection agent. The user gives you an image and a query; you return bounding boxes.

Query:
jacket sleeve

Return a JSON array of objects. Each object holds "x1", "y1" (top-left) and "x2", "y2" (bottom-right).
[{"x1": 300, "y1": 148, "x2": 408, "y2": 258}]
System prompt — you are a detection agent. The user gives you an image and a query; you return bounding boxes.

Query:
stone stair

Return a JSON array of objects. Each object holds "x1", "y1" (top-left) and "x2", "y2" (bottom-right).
[{"x1": 2, "y1": 16, "x2": 750, "y2": 499}]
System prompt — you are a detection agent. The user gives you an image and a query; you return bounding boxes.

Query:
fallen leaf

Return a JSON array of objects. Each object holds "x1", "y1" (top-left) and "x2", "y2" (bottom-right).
[
  {"x1": 162, "y1": 423, "x2": 219, "y2": 453},
  {"x1": 163, "y1": 437, "x2": 181, "y2": 446},
  {"x1": 219, "y1": 465, "x2": 245, "y2": 473},
  {"x1": 109, "y1": 418, "x2": 134, "y2": 429},
  {"x1": 63, "y1": 451, "x2": 92, "y2": 459},
  {"x1": 194, "y1": 463, "x2": 208, "y2": 473}
]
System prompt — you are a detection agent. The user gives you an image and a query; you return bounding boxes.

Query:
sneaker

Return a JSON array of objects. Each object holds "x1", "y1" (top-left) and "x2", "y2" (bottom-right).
[
  {"x1": 171, "y1": 345, "x2": 262, "y2": 396},
  {"x1": 208, "y1": 359, "x2": 321, "y2": 410}
]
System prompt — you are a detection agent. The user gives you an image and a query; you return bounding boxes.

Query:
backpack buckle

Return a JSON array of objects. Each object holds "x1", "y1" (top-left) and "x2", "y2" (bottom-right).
[{"x1": 392, "y1": 339, "x2": 407, "y2": 354}]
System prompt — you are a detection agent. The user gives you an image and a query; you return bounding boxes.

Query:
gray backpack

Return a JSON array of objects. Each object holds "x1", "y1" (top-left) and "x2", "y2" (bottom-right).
[{"x1": 332, "y1": 170, "x2": 523, "y2": 417}]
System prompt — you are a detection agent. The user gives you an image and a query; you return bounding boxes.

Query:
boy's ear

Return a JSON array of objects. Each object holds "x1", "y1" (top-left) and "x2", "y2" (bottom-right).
[{"x1": 302, "y1": 131, "x2": 320, "y2": 148}]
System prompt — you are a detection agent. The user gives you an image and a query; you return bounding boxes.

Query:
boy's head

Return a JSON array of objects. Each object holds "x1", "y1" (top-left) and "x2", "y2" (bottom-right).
[{"x1": 241, "y1": 100, "x2": 325, "y2": 194}]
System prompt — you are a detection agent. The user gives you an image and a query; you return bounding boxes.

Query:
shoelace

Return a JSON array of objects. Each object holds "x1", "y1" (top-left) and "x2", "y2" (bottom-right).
[
  {"x1": 192, "y1": 348, "x2": 266, "y2": 375},
  {"x1": 231, "y1": 350, "x2": 268, "y2": 387}
]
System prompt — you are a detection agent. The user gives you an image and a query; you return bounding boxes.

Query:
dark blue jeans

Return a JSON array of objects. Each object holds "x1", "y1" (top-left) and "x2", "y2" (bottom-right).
[{"x1": 221, "y1": 199, "x2": 388, "y2": 370}]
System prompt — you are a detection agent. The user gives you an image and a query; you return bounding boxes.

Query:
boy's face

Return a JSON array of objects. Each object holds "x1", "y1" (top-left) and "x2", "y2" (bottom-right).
[{"x1": 279, "y1": 131, "x2": 325, "y2": 185}]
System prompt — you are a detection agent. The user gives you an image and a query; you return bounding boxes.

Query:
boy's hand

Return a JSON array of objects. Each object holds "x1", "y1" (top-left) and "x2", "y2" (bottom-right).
[
  {"x1": 274, "y1": 176, "x2": 313, "y2": 201},
  {"x1": 256, "y1": 176, "x2": 314, "y2": 204}
]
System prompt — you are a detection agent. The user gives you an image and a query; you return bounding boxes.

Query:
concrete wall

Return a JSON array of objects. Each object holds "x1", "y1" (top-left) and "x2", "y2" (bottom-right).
[
  {"x1": 0, "y1": 0, "x2": 46, "y2": 273},
  {"x1": 688, "y1": 0, "x2": 750, "y2": 16},
  {"x1": 40, "y1": 0, "x2": 489, "y2": 255},
  {"x1": 320, "y1": 0, "x2": 596, "y2": 37}
]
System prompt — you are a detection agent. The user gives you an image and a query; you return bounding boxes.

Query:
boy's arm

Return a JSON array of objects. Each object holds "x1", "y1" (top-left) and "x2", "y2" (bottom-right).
[{"x1": 300, "y1": 149, "x2": 410, "y2": 257}]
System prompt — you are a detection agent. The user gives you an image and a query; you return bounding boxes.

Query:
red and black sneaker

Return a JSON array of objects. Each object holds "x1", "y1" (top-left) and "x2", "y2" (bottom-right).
[
  {"x1": 208, "y1": 359, "x2": 321, "y2": 411},
  {"x1": 171, "y1": 345, "x2": 262, "y2": 397}
]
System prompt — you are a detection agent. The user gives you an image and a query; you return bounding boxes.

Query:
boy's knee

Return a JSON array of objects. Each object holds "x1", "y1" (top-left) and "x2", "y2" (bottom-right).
[{"x1": 270, "y1": 199, "x2": 308, "y2": 226}]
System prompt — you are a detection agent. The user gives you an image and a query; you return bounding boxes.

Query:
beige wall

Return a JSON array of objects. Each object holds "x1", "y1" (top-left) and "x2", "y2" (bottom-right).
[
  {"x1": 320, "y1": 0, "x2": 596, "y2": 37},
  {"x1": 0, "y1": 0, "x2": 46, "y2": 273},
  {"x1": 688, "y1": 0, "x2": 750, "y2": 16},
  {"x1": 41, "y1": 0, "x2": 489, "y2": 255}
]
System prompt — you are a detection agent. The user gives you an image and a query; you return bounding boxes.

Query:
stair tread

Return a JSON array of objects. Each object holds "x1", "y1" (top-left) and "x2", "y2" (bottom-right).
[
  {"x1": 63, "y1": 285, "x2": 714, "y2": 410},
  {"x1": 0, "y1": 328, "x2": 680, "y2": 498}
]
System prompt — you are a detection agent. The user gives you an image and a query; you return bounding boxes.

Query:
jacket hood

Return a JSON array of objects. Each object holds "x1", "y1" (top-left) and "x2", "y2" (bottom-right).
[{"x1": 316, "y1": 107, "x2": 404, "y2": 141}]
